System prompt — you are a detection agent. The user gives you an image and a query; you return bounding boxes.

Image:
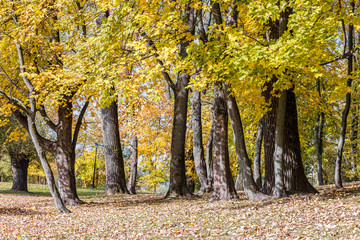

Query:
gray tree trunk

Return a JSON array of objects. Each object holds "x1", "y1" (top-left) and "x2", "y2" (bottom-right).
[
  {"x1": 335, "y1": 9, "x2": 354, "y2": 188},
  {"x1": 273, "y1": 90, "x2": 288, "y2": 198},
  {"x1": 101, "y1": 99, "x2": 129, "y2": 194},
  {"x1": 225, "y1": 84, "x2": 268, "y2": 201},
  {"x1": 253, "y1": 117, "x2": 264, "y2": 188},
  {"x1": 191, "y1": 90, "x2": 210, "y2": 193},
  {"x1": 128, "y1": 136, "x2": 138, "y2": 194},
  {"x1": 210, "y1": 82, "x2": 238, "y2": 201},
  {"x1": 27, "y1": 117, "x2": 70, "y2": 213}
]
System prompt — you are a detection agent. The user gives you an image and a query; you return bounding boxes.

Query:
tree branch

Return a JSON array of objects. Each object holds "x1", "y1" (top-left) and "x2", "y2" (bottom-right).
[
  {"x1": 72, "y1": 100, "x2": 90, "y2": 150},
  {"x1": 39, "y1": 105, "x2": 58, "y2": 131}
]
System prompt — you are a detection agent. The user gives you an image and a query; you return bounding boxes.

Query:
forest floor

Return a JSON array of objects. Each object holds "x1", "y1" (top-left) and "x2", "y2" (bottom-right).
[{"x1": 0, "y1": 182, "x2": 360, "y2": 239}]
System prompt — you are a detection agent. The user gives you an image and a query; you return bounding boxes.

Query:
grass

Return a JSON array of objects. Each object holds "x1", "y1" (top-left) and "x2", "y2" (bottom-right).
[
  {"x1": 0, "y1": 182, "x2": 104, "y2": 197},
  {"x1": 0, "y1": 181, "x2": 360, "y2": 239}
]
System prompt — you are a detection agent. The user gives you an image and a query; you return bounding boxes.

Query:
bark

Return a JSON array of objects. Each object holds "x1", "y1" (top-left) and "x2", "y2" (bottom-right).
[
  {"x1": 273, "y1": 90, "x2": 287, "y2": 198},
  {"x1": 263, "y1": 88, "x2": 317, "y2": 194},
  {"x1": 253, "y1": 117, "x2": 264, "y2": 188},
  {"x1": 27, "y1": 117, "x2": 70, "y2": 213},
  {"x1": 191, "y1": 90, "x2": 210, "y2": 193},
  {"x1": 283, "y1": 90, "x2": 318, "y2": 193},
  {"x1": 262, "y1": 6, "x2": 317, "y2": 195},
  {"x1": 315, "y1": 78, "x2": 325, "y2": 185},
  {"x1": 164, "y1": 5, "x2": 194, "y2": 198},
  {"x1": 10, "y1": 153, "x2": 29, "y2": 192},
  {"x1": 101, "y1": 100, "x2": 129, "y2": 194},
  {"x1": 234, "y1": 171, "x2": 244, "y2": 191},
  {"x1": 335, "y1": 11, "x2": 354, "y2": 188},
  {"x1": 128, "y1": 136, "x2": 138, "y2": 194},
  {"x1": 225, "y1": 84, "x2": 268, "y2": 201},
  {"x1": 351, "y1": 98, "x2": 358, "y2": 179},
  {"x1": 210, "y1": 82, "x2": 238, "y2": 201},
  {"x1": 165, "y1": 69, "x2": 191, "y2": 198},
  {"x1": 206, "y1": 121, "x2": 214, "y2": 190},
  {"x1": 55, "y1": 100, "x2": 83, "y2": 205}
]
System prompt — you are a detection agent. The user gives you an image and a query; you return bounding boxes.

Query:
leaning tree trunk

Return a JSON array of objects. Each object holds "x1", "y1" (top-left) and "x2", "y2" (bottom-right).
[
  {"x1": 253, "y1": 117, "x2": 264, "y2": 188},
  {"x1": 27, "y1": 117, "x2": 70, "y2": 213},
  {"x1": 210, "y1": 82, "x2": 238, "y2": 201},
  {"x1": 315, "y1": 78, "x2": 325, "y2": 185},
  {"x1": 101, "y1": 100, "x2": 129, "y2": 194},
  {"x1": 166, "y1": 70, "x2": 191, "y2": 198},
  {"x1": 128, "y1": 136, "x2": 138, "y2": 194},
  {"x1": 55, "y1": 101, "x2": 83, "y2": 205},
  {"x1": 191, "y1": 89, "x2": 210, "y2": 193},
  {"x1": 10, "y1": 153, "x2": 29, "y2": 192},
  {"x1": 225, "y1": 84, "x2": 267, "y2": 201},
  {"x1": 335, "y1": 13, "x2": 354, "y2": 188}
]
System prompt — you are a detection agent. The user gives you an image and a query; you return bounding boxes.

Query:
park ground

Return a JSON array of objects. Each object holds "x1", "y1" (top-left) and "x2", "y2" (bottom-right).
[{"x1": 0, "y1": 182, "x2": 360, "y2": 239}]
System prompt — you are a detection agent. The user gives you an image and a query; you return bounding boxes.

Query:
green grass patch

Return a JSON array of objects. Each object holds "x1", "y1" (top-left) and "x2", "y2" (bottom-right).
[{"x1": 0, "y1": 182, "x2": 104, "y2": 197}]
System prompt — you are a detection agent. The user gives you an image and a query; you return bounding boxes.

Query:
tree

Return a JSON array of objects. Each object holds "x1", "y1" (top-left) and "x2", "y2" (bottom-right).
[
  {"x1": 101, "y1": 94, "x2": 129, "y2": 194},
  {"x1": 335, "y1": 0, "x2": 355, "y2": 188},
  {"x1": 128, "y1": 136, "x2": 138, "y2": 194},
  {"x1": 191, "y1": 88, "x2": 210, "y2": 193}
]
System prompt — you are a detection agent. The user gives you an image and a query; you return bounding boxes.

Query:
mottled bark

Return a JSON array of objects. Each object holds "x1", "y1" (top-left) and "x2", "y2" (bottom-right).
[
  {"x1": 101, "y1": 100, "x2": 129, "y2": 194},
  {"x1": 10, "y1": 153, "x2": 29, "y2": 192},
  {"x1": 56, "y1": 101, "x2": 83, "y2": 205},
  {"x1": 234, "y1": 171, "x2": 244, "y2": 191},
  {"x1": 128, "y1": 136, "x2": 138, "y2": 194},
  {"x1": 191, "y1": 90, "x2": 210, "y2": 193},
  {"x1": 253, "y1": 117, "x2": 264, "y2": 188},
  {"x1": 315, "y1": 78, "x2": 325, "y2": 185},
  {"x1": 335, "y1": 9, "x2": 354, "y2": 188},
  {"x1": 27, "y1": 117, "x2": 69, "y2": 213},
  {"x1": 210, "y1": 82, "x2": 238, "y2": 201}
]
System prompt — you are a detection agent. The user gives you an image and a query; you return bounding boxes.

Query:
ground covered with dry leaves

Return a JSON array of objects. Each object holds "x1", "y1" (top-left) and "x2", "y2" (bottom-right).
[{"x1": 1, "y1": 182, "x2": 360, "y2": 239}]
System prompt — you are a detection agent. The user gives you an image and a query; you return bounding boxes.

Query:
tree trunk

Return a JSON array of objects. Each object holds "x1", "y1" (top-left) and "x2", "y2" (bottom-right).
[
  {"x1": 283, "y1": 90, "x2": 318, "y2": 193},
  {"x1": 56, "y1": 101, "x2": 83, "y2": 205},
  {"x1": 253, "y1": 117, "x2": 264, "y2": 188},
  {"x1": 225, "y1": 84, "x2": 268, "y2": 201},
  {"x1": 101, "y1": 100, "x2": 129, "y2": 194},
  {"x1": 165, "y1": 70, "x2": 191, "y2": 198},
  {"x1": 273, "y1": 90, "x2": 287, "y2": 198},
  {"x1": 234, "y1": 171, "x2": 244, "y2": 191},
  {"x1": 10, "y1": 154, "x2": 29, "y2": 192},
  {"x1": 206, "y1": 121, "x2": 214, "y2": 190},
  {"x1": 27, "y1": 117, "x2": 70, "y2": 213},
  {"x1": 191, "y1": 90, "x2": 210, "y2": 193},
  {"x1": 351, "y1": 99, "x2": 358, "y2": 179},
  {"x1": 315, "y1": 78, "x2": 325, "y2": 185},
  {"x1": 263, "y1": 88, "x2": 318, "y2": 194},
  {"x1": 128, "y1": 136, "x2": 138, "y2": 194},
  {"x1": 335, "y1": 13, "x2": 354, "y2": 188},
  {"x1": 210, "y1": 82, "x2": 238, "y2": 201}
]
